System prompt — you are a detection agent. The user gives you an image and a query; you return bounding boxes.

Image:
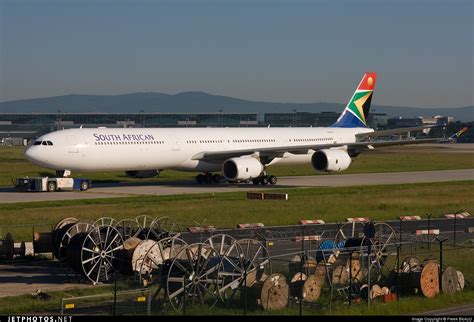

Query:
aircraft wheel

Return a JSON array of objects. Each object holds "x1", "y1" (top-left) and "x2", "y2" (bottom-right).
[
  {"x1": 212, "y1": 173, "x2": 221, "y2": 183},
  {"x1": 260, "y1": 175, "x2": 269, "y2": 185},
  {"x1": 204, "y1": 173, "x2": 213, "y2": 184},
  {"x1": 252, "y1": 178, "x2": 260, "y2": 185},
  {"x1": 269, "y1": 175, "x2": 277, "y2": 185},
  {"x1": 196, "y1": 174, "x2": 204, "y2": 184}
]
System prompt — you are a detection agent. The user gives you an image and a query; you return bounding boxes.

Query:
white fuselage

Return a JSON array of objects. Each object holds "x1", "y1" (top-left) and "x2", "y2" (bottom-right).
[{"x1": 24, "y1": 127, "x2": 373, "y2": 173}]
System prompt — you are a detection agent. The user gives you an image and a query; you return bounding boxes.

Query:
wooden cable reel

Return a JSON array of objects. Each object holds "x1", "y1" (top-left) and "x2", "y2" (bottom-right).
[
  {"x1": 360, "y1": 222, "x2": 397, "y2": 283},
  {"x1": 442, "y1": 266, "x2": 459, "y2": 295},
  {"x1": 137, "y1": 236, "x2": 187, "y2": 286},
  {"x1": 204, "y1": 234, "x2": 237, "y2": 256},
  {"x1": 400, "y1": 256, "x2": 422, "y2": 273},
  {"x1": 334, "y1": 221, "x2": 366, "y2": 244},
  {"x1": 147, "y1": 216, "x2": 182, "y2": 240},
  {"x1": 456, "y1": 270, "x2": 465, "y2": 291},
  {"x1": 420, "y1": 261, "x2": 440, "y2": 298},
  {"x1": 66, "y1": 224, "x2": 124, "y2": 284},
  {"x1": 162, "y1": 243, "x2": 221, "y2": 312},
  {"x1": 52, "y1": 217, "x2": 78, "y2": 259},
  {"x1": 247, "y1": 273, "x2": 289, "y2": 311},
  {"x1": 118, "y1": 237, "x2": 142, "y2": 275},
  {"x1": 289, "y1": 272, "x2": 323, "y2": 302},
  {"x1": 217, "y1": 238, "x2": 272, "y2": 305},
  {"x1": 57, "y1": 221, "x2": 95, "y2": 262},
  {"x1": 93, "y1": 217, "x2": 117, "y2": 227},
  {"x1": 115, "y1": 218, "x2": 144, "y2": 240},
  {"x1": 288, "y1": 254, "x2": 317, "y2": 276}
]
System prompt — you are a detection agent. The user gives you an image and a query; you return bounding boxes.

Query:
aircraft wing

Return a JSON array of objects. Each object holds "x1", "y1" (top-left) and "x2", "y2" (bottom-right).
[
  {"x1": 191, "y1": 137, "x2": 443, "y2": 162},
  {"x1": 355, "y1": 124, "x2": 441, "y2": 139}
]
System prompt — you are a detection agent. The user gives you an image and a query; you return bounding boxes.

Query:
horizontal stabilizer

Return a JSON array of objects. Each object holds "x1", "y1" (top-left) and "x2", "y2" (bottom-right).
[{"x1": 356, "y1": 124, "x2": 442, "y2": 140}]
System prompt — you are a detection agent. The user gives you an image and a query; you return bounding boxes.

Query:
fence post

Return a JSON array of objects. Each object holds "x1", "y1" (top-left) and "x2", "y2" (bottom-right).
[
  {"x1": 349, "y1": 251, "x2": 352, "y2": 307},
  {"x1": 299, "y1": 225, "x2": 304, "y2": 316},
  {"x1": 367, "y1": 246, "x2": 371, "y2": 311},
  {"x1": 147, "y1": 289, "x2": 152, "y2": 316},
  {"x1": 427, "y1": 214, "x2": 432, "y2": 256},
  {"x1": 453, "y1": 211, "x2": 457, "y2": 246},
  {"x1": 396, "y1": 243, "x2": 401, "y2": 300},
  {"x1": 436, "y1": 237, "x2": 447, "y2": 290},
  {"x1": 113, "y1": 273, "x2": 118, "y2": 316}
]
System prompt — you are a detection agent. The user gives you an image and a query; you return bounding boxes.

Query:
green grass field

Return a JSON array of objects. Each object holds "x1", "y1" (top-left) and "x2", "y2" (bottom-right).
[
  {"x1": 1, "y1": 145, "x2": 473, "y2": 186},
  {"x1": 1, "y1": 181, "x2": 473, "y2": 241}
]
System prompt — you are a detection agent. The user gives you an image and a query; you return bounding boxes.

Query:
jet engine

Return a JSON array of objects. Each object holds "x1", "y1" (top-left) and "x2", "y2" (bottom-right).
[
  {"x1": 311, "y1": 149, "x2": 352, "y2": 172},
  {"x1": 125, "y1": 170, "x2": 159, "y2": 178},
  {"x1": 222, "y1": 157, "x2": 264, "y2": 181}
]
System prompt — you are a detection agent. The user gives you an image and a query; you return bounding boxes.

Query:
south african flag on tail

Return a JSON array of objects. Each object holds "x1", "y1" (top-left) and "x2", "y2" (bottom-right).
[{"x1": 331, "y1": 72, "x2": 377, "y2": 128}]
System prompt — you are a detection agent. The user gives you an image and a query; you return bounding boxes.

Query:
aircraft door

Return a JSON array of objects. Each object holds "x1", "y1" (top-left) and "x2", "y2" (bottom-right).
[
  {"x1": 170, "y1": 135, "x2": 180, "y2": 151},
  {"x1": 66, "y1": 135, "x2": 79, "y2": 153}
]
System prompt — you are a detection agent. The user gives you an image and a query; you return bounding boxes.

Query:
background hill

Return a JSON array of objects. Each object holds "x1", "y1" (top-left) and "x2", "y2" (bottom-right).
[{"x1": 1, "y1": 92, "x2": 472, "y2": 121}]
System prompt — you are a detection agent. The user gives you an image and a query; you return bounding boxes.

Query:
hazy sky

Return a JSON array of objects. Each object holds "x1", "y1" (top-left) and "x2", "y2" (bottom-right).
[{"x1": 1, "y1": 0, "x2": 473, "y2": 107}]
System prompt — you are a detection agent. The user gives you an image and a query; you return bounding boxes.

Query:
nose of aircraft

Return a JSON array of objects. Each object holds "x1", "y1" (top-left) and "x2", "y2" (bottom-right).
[{"x1": 24, "y1": 145, "x2": 41, "y2": 163}]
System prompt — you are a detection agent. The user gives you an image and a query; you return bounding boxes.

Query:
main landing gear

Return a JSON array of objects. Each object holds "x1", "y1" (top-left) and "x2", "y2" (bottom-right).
[
  {"x1": 196, "y1": 172, "x2": 221, "y2": 184},
  {"x1": 252, "y1": 174, "x2": 278, "y2": 185}
]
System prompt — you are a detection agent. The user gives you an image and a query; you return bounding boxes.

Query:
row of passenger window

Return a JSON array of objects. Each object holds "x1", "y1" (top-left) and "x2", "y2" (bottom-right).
[
  {"x1": 94, "y1": 141, "x2": 165, "y2": 145},
  {"x1": 185, "y1": 139, "x2": 276, "y2": 144},
  {"x1": 293, "y1": 138, "x2": 333, "y2": 142}
]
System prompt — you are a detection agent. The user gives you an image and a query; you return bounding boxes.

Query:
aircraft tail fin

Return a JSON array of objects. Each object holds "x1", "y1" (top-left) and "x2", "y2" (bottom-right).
[
  {"x1": 331, "y1": 72, "x2": 377, "y2": 128},
  {"x1": 449, "y1": 127, "x2": 469, "y2": 139}
]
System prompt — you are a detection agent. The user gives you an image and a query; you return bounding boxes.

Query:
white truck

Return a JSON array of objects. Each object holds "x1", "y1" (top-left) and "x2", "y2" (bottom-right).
[{"x1": 15, "y1": 177, "x2": 91, "y2": 192}]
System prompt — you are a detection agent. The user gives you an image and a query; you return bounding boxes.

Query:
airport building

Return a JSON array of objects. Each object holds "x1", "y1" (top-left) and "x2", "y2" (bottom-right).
[
  {"x1": 0, "y1": 112, "x2": 259, "y2": 143},
  {"x1": 264, "y1": 112, "x2": 339, "y2": 127}
]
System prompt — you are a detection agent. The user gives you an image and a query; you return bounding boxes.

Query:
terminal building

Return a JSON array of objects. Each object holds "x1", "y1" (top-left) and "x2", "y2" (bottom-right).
[
  {"x1": 0, "y1": 112, "x2": 259, "y2": 144},
  {"x1": 264, "y1": 112, "x2": 339, "y2": 127}
]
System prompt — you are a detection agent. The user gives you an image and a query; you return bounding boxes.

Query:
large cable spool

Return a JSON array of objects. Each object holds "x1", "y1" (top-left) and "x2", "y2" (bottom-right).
[
  {"x1": 456, "y1": 271, "x2": 465, "y2": 291},
  {"x1": 161, "y1": 243, "x2": 220, "y2": 312},
  {"x1": 420, "y1": 261, "x2": 440, "y2": 298},
  {"x1": 52, "y1": 218, "x2": 78, "y2": 259},
  {"x1": 118, "y1": 237, "x2": 142, "y2": 275},
  {"x1": 115, "y1": 219, "x2": 144, "y2": 240},
  {"x1": 441, "y1": 266, "x2": 459, "y2": 295},
  {"x1": 137, "y1": 236, "x2": 187, "y2": 286},
  {"x1": 288, "y1": 254, "x2": 317, "y2": 276},
  {"x1": 66, "y1": 225, "x2": 124, "y2": 284},
  {"x1": 245, "y1": 273, "x2": 289, "y2": 311},
  {"x1": 57, "y1": 221, "x2": 95, "y2": 262},
  {"x1": 147, "y1": 216, "x2": 182, "y2": 240},
  {"x1": 289, "y1": 273, "x2": 323, "y2": 302}
]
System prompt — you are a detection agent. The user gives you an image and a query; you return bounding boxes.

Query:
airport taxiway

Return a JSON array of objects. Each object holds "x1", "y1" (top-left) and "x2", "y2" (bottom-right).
[{"x1": 0, "y1": 168, "x2": 473, "y2": 203}]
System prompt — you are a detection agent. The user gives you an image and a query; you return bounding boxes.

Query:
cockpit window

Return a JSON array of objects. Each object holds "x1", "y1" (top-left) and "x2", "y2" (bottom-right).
[
  {"x1": 33, "y1": 141, "x2": 42, "y2": 145},
  {"x1": 47, "y1": 141, "x2": 53, "y2": 146},
  {"x1": 42, "y1": 141, "x2": 48, "y2": 145}
]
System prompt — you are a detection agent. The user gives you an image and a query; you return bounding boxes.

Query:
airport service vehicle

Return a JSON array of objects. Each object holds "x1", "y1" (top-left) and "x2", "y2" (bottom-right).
[
  {"x1": 14, "y1": 176, "x2": 91, "y2": 192},
  {"x1": 23, "y1": 72, "x2": 444, "y2": 185}
]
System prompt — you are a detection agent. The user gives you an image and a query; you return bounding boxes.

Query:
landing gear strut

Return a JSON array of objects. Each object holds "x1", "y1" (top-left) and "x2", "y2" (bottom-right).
[{"x1": 196, "y1": 173, "x2": 221, "y2": 184}]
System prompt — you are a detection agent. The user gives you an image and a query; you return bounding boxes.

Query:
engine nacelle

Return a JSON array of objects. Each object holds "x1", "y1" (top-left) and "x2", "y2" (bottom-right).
[
  {"x1": 125, "y1": 170, "x2": 159, "y2": 178},
  {"x1": 222, "y1": 157, "x2": 263, "y2": 181},
  {"x1": 311, "y1": 149, "x2": 352, "y2": 172}
]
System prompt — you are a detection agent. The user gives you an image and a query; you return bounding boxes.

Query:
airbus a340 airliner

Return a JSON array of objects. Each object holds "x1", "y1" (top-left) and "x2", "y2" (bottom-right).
[{"x1": 24, "y1": 73, "x2": 442, "y2": 185}]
